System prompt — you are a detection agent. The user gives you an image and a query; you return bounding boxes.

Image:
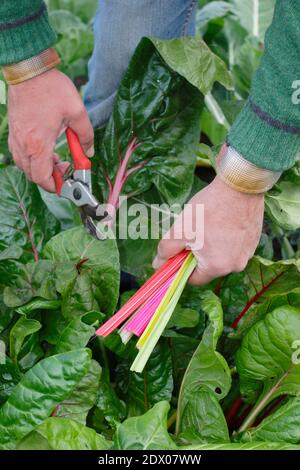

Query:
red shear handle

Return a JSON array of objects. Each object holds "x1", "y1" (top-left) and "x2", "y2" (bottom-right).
[
  {"x1": 53, "y1": 165, "x2": 64, "y2": 195},
  {"x1": 66, "y1": 128, "x2": 92, "y2": 171}
]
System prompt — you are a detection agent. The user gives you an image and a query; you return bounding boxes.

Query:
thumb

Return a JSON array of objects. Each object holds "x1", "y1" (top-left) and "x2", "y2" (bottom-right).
[{"x1": 153, "y1": 237, "x2": 185, "y2": 270}]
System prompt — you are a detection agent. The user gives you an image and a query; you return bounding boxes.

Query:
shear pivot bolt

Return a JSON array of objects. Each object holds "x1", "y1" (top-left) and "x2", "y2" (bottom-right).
[{"x1": 73, "y1": 188, "x2": 82, "y2": 200}]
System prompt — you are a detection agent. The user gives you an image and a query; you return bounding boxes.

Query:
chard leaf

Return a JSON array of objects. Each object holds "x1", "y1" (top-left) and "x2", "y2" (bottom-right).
[
  {"x1": 0, "y1": 293, "x2": 15, "y2": 333},
  {"x1": 17, "y1": 331, "x2": 44, "y2": 372},
  {"x1": 15, "y1": 298, "x2": 61, "y2": 315},
  {"x1": 230, "y1": 0, "x2": 275, "y2": 41},
  {"x1": 47, "y1": 0, "x2": 98, "y2": 23},
  {"x1": 181, "y1": 441, "x2": 300, "y2": 450},
  {"x1": 117, "y1": 341, "x2": 173, "y2": 417},
  {"x1": 95, "y1": 373, "x2": 126, "y2": 427},
  {"x1": 115, "y1": 401, "x2": 176, "y2": 450},
  {"x1": 0, "y1": 356, "x2": 21, "y2": 406},
  {"x1": 95, "y1": 37, "x2": 203, "y2": 207},
  {"x1": 178, "y1": 389, "x2": 229, "y2": 444},
  {"x1": 167, "y1": 306, "x2": 200, "y2": 330},
  {"x1": 9, "y1": 315, "x2": 41, "y2": 363},
  {"x1": 0, "y1": 348, "x2": 91, "y2": 449},
  {"x1": 151, "y1": 37, "x2": 233, "y2": 94},
  {"x1": 241, "y1": 397, "x2": 300, "y2": 444},
  {"x1": 3, "y1": 260, "x2": 57, "y2": 308},
  {"x1": 227, "y1": 256, "x2": 300, "y2": 337},
  {"x1": 43, "y1": 226, "x2": 120, "y2": 316},
  {"x1": 49, "y1": 10, "x2": 94, "y2": 76},
  {"x1": 54, "y1": 359, "x2": 101, "y2": 424},
  {"x1": 265, "y1": 182, "x2": 300, "y2": 230},
  {"x1": 236, "y1": 306, "x2": 300, "y2": 430},
  {"x1": 0, "y1": 245, "x2": 22, "y2": 261},
  {"x1": 18, "y1": 417, "x2": 110, "y2": 450},
  {"x1": 53, "y1": 311, "x2": 103, "y2": 354},
  {"x1": 176, "y1": 291, "x2": 231, "y2": 436},
  {"x1": 0, "y1": 166, "x2": 58, "y2": 264},
  {"x1": 196, "y1": 1, "x2": 232, "y2": 35}
]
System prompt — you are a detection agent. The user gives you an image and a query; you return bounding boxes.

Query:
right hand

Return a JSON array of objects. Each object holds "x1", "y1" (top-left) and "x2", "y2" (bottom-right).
[{"x1": 8, "y1": 68, "x2": 94, "y2": 192}]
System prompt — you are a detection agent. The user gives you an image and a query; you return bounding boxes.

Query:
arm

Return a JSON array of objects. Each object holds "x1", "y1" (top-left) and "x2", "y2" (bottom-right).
[
  {"x1": 155, "y1": 0, "x2": 300, "y2": 283},
  {"x1": 0, "y1": 1, "x2": 94, "y2": 192},
  {"x1": 228, "y1": 0, "x2": 300, "y2": 172},
  {"x1": 0, "y1": 0, "x2": 56, "y2": 64}
]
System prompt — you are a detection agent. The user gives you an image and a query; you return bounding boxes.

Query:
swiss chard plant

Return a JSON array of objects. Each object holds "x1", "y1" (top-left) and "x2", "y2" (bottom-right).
[{"x1": 0, "y1": 0, "x2": 300, "y2": 451}]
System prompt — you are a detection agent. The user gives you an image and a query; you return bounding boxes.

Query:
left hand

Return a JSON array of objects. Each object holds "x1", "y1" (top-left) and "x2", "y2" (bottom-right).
[{"x1": 153, "y1": 175, "x2": 264, "y2": 286}]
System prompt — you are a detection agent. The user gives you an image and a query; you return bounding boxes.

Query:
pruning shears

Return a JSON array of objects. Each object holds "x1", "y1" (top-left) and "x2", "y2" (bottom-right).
[{"x1": 52, "y1": 128, "x2": 107, "y2": 240}]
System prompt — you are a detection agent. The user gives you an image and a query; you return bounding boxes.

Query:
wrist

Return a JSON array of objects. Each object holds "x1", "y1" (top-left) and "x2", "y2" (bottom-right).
[
  {"x1": 2, "y1": 48, "x2": 60, "y2": 85},
  {"x1": 216, "y1": 144, "x2": 282, "y2": 194}
]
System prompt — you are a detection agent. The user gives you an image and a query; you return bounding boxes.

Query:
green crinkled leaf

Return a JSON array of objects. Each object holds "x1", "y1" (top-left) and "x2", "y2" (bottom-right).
[
  {"x1": 176, "y1": 291, "x2": 231, "y2": 436},
  {"x1": 0, "y1": 293, "x2": 15, "y2": 334},
  {"x1": 167, "y1": 306, "x2": 200, "y2": 330},
  {"x1": 236, "y1": 306, "x2": 300, "y2": 397},
  {"x1": 95, "y1": 37, "x2": 203, "y2": 208},
  {"x1": 241, "y1": 397, "x2": 300, "y2": 444},
  {"x1": 53, "y1": 311, "x2": 103, "y2": 354},
  {"x1": 227, "y1": 256, "x2": 300, "y2": 338},
  {"x1": 0, "y1": 244, "x2": 22, "y2": 261},
  {"x1": 18, "y1": 417, "x2": 110, "y2": 450},
  {"x1": 181, "y1": 441, "x2": 300, "y2": 450},
  {"x1": 95, "y1": 373, "x2": 126, "y2": 428},
  {"x1": 151, "y1": 37, "x2": 233, "y2": 95},
  {"x1": 43, "y1": 226, "x2": 120, "y2": 316},
  {"x1": 3, "y1": 260, "x2": 57, "y2": 308},
  {"x1": 0, "y1": 348, "x2": 91, "y2": 449},
  {"x1": 17, "y1": 331, "x2": 44, "y2": 372},
  {"x1": 232, "y1": 37, "x2": 263, "y2": 98},
  {"x1": 178, "y1": 389, "x2": 229, "y2": 444},
  {"x1": 15, "y1": 298, "x2": 61, "y2": 315},
  {"x1": 196, "y1": 1, "x2": 232, "y2": 35},
  {"x1": 265, "y1": 182, "x2": 300, "y2": 230},
  {"x1": 230, "y1": 0, "x2": 276, "y2": 42},
  {"x1": 9, "y1": 315, "x2": 41, "y2": 363},
  {"x1": 54, "y1": 359, "x2": 101, "y2": 424},
  {"x1": 0, "y1": 166, "x2": 59, "y2": 264},
  {"x1": 236, "y1": 306, "x2": 300, "y2": 429},
  {"x1": 47, "y1": 0, "x2": 98, "y2": 23},
  {"x1": 49, "y1": 10, "x2": 94, "y2": 76},
  {"x1": 117, "y1": 341, "x2": 173, "y2": 417},
  {"x1": 115, "y1": 401, "x2": 177, "y2": 450},
  {"x1": 0, "y1": 356, "x2": 22, "y2": 406}
]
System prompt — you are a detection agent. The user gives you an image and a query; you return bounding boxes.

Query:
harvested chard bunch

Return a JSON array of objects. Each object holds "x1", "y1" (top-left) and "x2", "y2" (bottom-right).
[{"x1": 96, "y1": 250, "x2": 197, "y2": 373}]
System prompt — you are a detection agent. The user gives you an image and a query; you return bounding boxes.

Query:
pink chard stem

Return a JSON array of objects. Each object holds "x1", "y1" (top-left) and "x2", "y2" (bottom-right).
[{"x1": 105, "y1": 138, "x2": 144, "y2": 220}]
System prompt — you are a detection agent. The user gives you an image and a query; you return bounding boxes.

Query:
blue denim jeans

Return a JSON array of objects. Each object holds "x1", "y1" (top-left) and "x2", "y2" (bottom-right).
[{"x1": 84, "y1": 0, "x2": 197, "y2": 128}]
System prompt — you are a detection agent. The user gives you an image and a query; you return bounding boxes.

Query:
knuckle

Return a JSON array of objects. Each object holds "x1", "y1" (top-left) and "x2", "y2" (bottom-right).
[
  {"x1": 25, "y1": 133, "x2": 44, "y2": 156},
  {"x1": 32, "y1": 173, "x2": 47, "y2": 184},
  {"x1": 233, "y1": 258, "x2": 249, "y2": 273},
  {"x1": 157, "y1": 240, "x2": 168, "y2": 257},
  {"x1": 73, "y1": 104, "x2": 87, "y2": 121}
]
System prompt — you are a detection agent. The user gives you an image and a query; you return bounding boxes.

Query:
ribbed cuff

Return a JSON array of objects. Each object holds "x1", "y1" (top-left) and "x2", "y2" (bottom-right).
[
  {"x1": 228, "y1": 100, "x2": 300, "y2": 172},
  {"x1": 0, "y1": 9, "x2": 57, "y2": 65}
]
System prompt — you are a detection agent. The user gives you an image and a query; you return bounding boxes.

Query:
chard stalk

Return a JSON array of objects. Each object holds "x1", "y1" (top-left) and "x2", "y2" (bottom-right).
[
  {"x1": 130, "y1": 255, "x2": 197, "y2": 373},
  {"x1": 96, "y1": 250, "x2": 189, "y2": 337},
  {"x1": 105, "y1": 138, "x2": 145, "y2": 219}
]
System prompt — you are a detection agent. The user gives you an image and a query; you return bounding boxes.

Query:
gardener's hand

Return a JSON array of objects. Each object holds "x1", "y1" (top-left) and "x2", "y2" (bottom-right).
[
  {"x1": 153, "y1": 175, "x2": 264, "y2": 285},
  {"x1": 8, "y1": 68, "x2": 94, "y2": 192}
]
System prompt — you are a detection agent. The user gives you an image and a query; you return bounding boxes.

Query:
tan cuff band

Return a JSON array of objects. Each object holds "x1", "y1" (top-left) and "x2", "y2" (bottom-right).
[
  {"x1": 2, "y1": 48, "x2": 60, "y2": 85},
  {"x1": 216, "y1": 145, "x2": 282, "y2": 194}
]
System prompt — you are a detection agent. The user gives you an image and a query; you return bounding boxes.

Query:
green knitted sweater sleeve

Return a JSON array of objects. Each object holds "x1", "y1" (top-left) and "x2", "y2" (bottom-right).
[
  {"x1": 0, "y1": 1, "x2": 56, "y2": 65},
  {"x1": 228, "y1": 0, "x2": 300, "y2": 171}
]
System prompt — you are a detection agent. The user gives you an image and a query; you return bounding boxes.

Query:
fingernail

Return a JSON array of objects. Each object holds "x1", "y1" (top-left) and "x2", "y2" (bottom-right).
[{"x1": 86, "y1": 145, "x2": 95, "y2": 158}]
